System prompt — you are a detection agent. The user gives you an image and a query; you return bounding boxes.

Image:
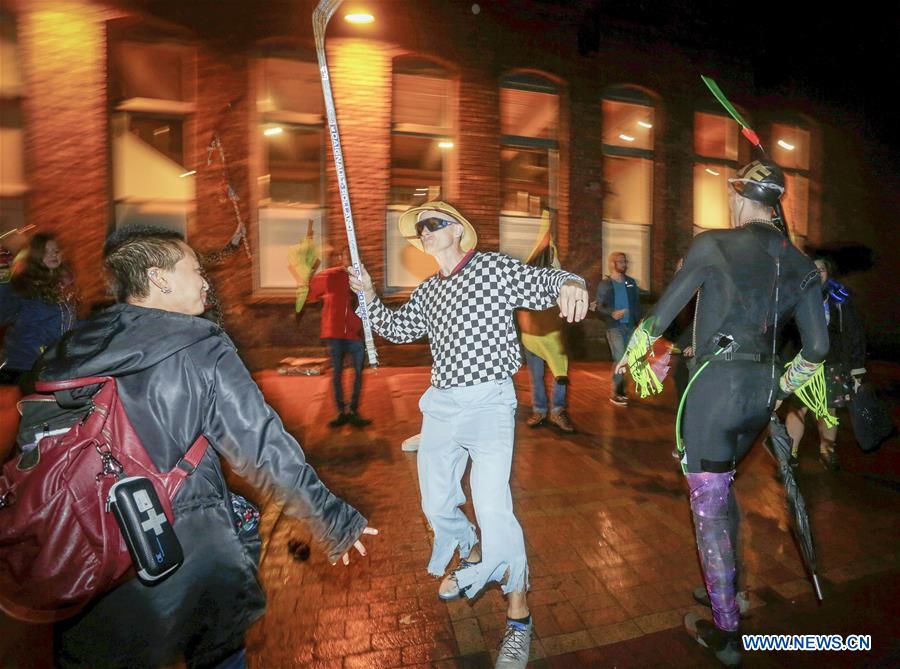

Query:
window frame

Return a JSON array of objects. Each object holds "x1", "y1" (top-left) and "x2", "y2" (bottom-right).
[
  {"x1": 498, "y1": 72, "x2": 561, "y2": 262},
  {"x1": 251, "y1": 49, "x2": 329, "y2": 296},
  {"x1": 692, "y1": 109, "x2": 743, "y2": 232},
  {"x1": 770, "y1": 120, "x2": 811, "y2": 238},
  {"x1": 600, "y1": 86, "x2": 656, "y2": 291},
  {"x1": 384, "y1": 55, "x2": 457, "y2": 293},
  {"x1": 107, "y1": 29, "x2": 197, "y2": 240}
]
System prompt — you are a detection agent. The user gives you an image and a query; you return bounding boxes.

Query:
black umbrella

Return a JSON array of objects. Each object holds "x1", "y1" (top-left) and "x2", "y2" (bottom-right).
[{"x1": 767, "y1": 415, "x2": 824, "y2": 601}]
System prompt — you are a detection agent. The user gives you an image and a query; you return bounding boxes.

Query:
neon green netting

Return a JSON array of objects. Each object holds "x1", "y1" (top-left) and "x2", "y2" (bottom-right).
[
  {"x1": 625, "y1": 326, "x2": 663, "y2": 398},
  {"x1": 793, "y1": 363, "x2": 839, "y2": 428}
]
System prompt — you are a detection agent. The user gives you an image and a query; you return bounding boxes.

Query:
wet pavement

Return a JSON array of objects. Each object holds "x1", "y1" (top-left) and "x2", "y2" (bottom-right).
[
  {"x1": 244, "y1": 362, "x2": 900, "y2": 668},
  {"x1": 2, "y1": 362, "x2": 898, "y2": 668}
]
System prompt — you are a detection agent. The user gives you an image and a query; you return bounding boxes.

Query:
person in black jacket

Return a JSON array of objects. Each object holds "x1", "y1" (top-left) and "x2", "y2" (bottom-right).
[
  {"x1": 38, "y1": 224, "x2": 376, "y2": 669},
  {"x1": 618, "y1": 159, "x2": 829, "y2": 667},
  {"x1": 785, "y1": 257, "x2": 866, "y2": 470}
]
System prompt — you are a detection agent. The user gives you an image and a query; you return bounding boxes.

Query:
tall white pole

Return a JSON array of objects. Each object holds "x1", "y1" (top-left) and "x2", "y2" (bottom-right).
[{"x1": 313, "y1": 0, "x2": 378, "y2": 368}]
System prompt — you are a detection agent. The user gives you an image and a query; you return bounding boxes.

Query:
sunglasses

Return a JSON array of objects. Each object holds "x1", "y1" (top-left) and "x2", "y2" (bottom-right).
[{"x1": 414, "y1": 217, "x2": 458, "y2": 237}]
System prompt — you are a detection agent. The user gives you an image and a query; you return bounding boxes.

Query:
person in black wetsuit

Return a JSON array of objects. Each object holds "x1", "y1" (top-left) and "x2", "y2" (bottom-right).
[{"x1": 619, "y1": 159, "x2": 829, "y2": 666}]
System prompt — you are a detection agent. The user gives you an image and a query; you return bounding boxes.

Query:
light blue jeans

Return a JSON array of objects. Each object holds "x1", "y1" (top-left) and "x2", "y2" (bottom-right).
[
  {"x1": 524, "y1": 349, "x2": 567, "y2": 414},
  {"x1": 606, "y1": 324, "x2": 635, "y2": 396},
  {"x1": 417, "y1": 377, "x2": 528, "y2": 597}
]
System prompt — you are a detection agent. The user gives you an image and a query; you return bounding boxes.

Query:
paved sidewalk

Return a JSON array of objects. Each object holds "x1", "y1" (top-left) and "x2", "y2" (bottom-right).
[
  {"x1": 244, "y1": 362, "x2": 900, "y2": 668},
  {"x1": 2, "y1": 362, "x2": 897, "y2": 668}
]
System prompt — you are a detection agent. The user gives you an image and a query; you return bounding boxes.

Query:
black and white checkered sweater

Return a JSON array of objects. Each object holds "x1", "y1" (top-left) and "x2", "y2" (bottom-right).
[{"x1": 366, "y1": 252, "x2": 583, "y2": 388}]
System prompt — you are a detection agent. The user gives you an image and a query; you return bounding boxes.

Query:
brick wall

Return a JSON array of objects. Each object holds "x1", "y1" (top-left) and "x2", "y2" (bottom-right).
[
  {"x1": 9, "y1": 0, "x2": 897, "y2": 367},
  {"x1": 326, "y1": 38, "x2": 392, "y2": 290},
  {"x1": 18, "y1": 0, "x2": 124, "y2": 310}
]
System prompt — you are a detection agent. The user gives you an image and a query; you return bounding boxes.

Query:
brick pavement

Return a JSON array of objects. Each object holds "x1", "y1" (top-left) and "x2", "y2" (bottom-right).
[
  {"x1": 2, "y1": 362, "x2": 897, "y2": 668},
  {"x1": 243, "y1": 362, "x2": 900, "y2": 668}
]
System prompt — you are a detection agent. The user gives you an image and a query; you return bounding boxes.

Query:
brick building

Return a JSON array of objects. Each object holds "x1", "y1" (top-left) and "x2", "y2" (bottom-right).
[{"x1": 2, "y1": 0, "x2": 897, "y2": 368}]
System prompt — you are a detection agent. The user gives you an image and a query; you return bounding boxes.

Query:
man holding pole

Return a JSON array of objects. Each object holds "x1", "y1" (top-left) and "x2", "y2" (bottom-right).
[{"x1": 349, "y1": 201, "x2": 588, "y2": 669}]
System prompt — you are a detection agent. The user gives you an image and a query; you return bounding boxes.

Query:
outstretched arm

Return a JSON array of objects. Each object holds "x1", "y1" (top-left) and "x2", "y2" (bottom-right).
[
  {"x1": 778, "y1": 279, "x2": 829, "y2": 398},
  {"x1": 615, "y1": 235, "x2": 712, "y2": 380},
  {"x1": 643, "y1": 234, "x2": 714, "y2": 338},
  {"x1": 793, "y1": 281, "x2": 829, "y2": 365},
  {"x1": 347, "y1": 263, "x2": 428, "y2": 343},
  {"x1": 201, "y1": 341, "x2": 372, "y2": 565},
  {"x1": 497, "y1": 254, "x2": 589, "y2": 322}
]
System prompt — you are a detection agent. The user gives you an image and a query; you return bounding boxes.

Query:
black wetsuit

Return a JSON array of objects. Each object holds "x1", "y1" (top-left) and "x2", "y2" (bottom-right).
[
  {"x1": 638, "y1": 219, "x2": 829, "y2": 636},
  {"x1": 648, "y1": 221, "x2": 829, "y2": 472}
]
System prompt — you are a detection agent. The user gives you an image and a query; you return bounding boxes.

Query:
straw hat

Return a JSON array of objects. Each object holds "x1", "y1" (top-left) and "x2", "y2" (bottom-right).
[{"x1": 398, "y1": 201, "x2": 478, "y2": 252}]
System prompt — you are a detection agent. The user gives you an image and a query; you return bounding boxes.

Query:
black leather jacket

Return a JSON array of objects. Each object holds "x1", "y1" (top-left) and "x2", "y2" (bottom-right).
[
  {"x1": 824, "y1": 291, "x2": 866, "y2": 375},
  {"x1": 38, "y1": 304, "x2": 367, "y2": 669}
]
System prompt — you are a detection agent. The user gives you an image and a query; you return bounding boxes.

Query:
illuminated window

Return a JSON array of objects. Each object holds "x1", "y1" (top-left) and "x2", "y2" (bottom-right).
[
  {"x1": 108, "y1": 24, "x2": 196, "y2": 238},
  {"x1": 386, "y1": 57, "x2": 454, "y2": 290},
  {"x1": 499, "y1": 73, "x2": 560, "y2": 261},
  {"x1": 693, "y1": 111, "x2": 740, "y2": 231},
  {"x1": 0, "y1": 9, "x2": 26, "y2": 232},
  {"x1": 602, "y1": 98, "x2": 654, "y2": 150},
  {"x1": 256, "y1": 52, "x2": 326, "y2": 290},
  {"x1": 771, "y1": 122, "x2": 810, "y2": 236},
  {"x1": 602, "y1": 88, "x2": 654, "y2": 289}
]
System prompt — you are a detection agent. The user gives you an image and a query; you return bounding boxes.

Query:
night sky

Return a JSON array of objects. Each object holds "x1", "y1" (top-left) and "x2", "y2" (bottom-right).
[{"x1": 574, "y1": 0, "x2": 900, "y2": 162}]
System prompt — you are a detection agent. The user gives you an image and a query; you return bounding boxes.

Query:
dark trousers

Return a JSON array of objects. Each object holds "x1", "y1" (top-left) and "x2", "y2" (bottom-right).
[{"x1": 324, "y1": 338, "x2": 364, "y2": 413}]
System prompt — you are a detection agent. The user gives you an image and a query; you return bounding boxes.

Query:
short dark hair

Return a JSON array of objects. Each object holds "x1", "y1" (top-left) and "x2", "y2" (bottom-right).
[{"x1": 103, "y1": 225, "x2": 186, "y2": 302}]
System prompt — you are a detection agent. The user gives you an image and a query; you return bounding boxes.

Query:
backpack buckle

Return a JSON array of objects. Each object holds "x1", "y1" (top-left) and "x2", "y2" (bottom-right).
[
  {"x1": 0, "y1": 490, "x2": 16, "y2": 509},
  {"x1": 95, "y1": 445, "x2": 124, "y2": 481}
]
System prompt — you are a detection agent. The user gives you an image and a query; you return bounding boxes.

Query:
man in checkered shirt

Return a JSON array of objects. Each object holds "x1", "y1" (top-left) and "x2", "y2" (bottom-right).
[{"x1": 349, "y1": 201, "x2": 588, "y2": 669}]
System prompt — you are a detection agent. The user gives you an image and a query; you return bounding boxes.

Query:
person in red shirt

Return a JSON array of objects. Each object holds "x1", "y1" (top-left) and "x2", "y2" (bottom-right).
[{"x1": 306, "y1": 246, "x2": 371, "y2": 428}]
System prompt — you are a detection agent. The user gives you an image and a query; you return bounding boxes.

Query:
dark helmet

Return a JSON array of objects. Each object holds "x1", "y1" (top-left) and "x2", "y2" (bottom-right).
[{"x1": 729, "y1": 159, "x2": 786, "y2": 206}]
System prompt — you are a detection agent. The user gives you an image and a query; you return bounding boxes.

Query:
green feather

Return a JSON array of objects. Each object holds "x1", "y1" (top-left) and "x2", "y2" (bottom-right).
[{"x1": 701, "y1": 75, "x2": 751, "y2": 129}]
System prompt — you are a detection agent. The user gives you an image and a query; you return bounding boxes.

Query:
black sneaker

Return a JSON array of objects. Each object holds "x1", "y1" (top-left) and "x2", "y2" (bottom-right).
[
  {"x1": 328, "y1": 413, "x2": 349, "y2": 428},
  {"x1": 346, "y1": 411, "x2": 372, "y2": 427},
  {"x1": 684, "y1": 613, "x2": 742, "y2": 667},
  {"x1": 820, "y1": 449, "x2": 839, "y2": 471}
]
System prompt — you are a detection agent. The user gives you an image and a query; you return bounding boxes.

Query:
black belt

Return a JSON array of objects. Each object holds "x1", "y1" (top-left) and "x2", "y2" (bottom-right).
[{"x1": 698, "y1": 351, "x2": 774, "y2": 364}]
